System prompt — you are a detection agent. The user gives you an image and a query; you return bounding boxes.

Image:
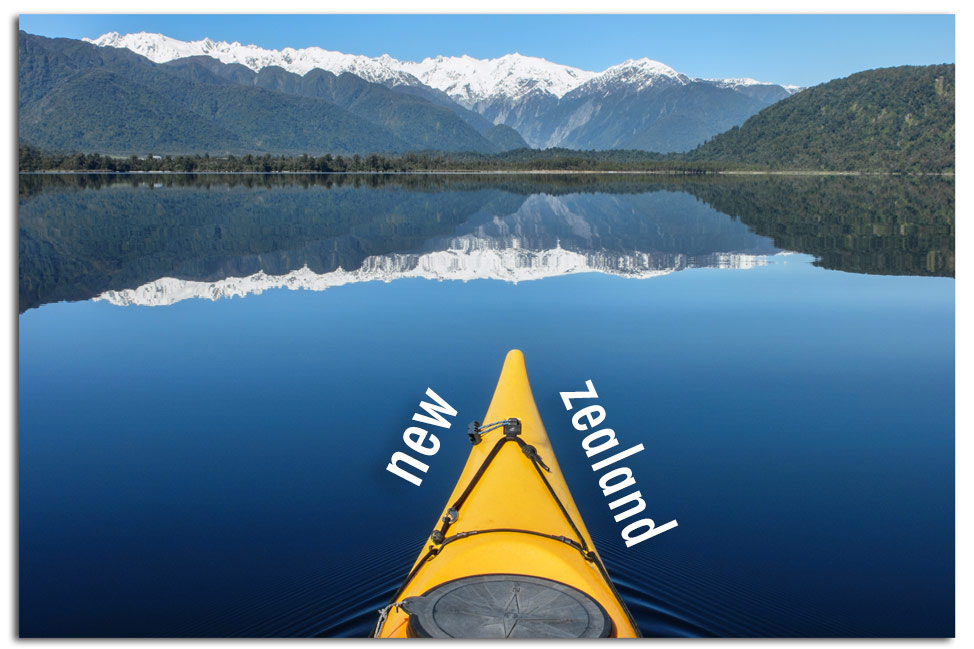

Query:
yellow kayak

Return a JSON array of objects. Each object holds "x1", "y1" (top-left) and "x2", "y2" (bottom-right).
[{"x1": 373, "y1": 350, "x2": 640, "y2": 638}]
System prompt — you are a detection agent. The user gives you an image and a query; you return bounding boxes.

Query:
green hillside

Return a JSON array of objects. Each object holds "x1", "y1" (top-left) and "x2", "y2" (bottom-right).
[
  {"x1": 18, "y1": 32, "x2": 516, "y2": 155},
  {"x1": 687, "y1": 65, "x2": 954, "y2": 172},
  {"x1": 161, "y1": 57, "x2": 524, "y2": 152}
]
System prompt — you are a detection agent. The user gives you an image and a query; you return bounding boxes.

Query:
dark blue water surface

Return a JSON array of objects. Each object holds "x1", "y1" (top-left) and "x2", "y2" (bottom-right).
[{"x1": 19, "y1": 174, "x2": 954, "y2": 637}]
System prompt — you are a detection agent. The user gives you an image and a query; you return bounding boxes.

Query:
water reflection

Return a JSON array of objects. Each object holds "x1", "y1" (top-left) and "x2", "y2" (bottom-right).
[
  {"x1": 686, "y1": 175, "x2": 954, "y2": 277},
  {"x1": 18, "y1": 173, "x2": 953, "y2": 312},
  {"x1": 18, "y1": 173, "x2": 955, "y2": 638}
]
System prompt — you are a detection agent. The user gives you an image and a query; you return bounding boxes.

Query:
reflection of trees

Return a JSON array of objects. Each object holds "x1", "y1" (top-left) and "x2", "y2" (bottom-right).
[
  {"x1": 18, "y1": 182, "x2": 515, "y2": 312},
  {"x1": 677, "y1": 176, "x2": 954, "y2": 277},
  {"x1": 18, "y1": 173, "x2": 954, "y2": 312},
  {"x1": 17, "y1": 172, "x2": 758, "y2": 198}
]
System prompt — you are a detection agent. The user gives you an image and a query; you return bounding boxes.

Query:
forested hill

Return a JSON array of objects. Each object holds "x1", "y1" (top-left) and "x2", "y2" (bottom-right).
[
  {"x1": 686, "y1": 65, "x2": 954, "y2": 172},
  {"x1": 18, "y1": 31, "x2": 524, "y2": 156}
]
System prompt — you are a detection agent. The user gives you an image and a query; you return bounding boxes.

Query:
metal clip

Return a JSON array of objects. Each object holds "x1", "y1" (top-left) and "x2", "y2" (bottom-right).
[{"x1": 441, "y1": 507, "x2": 459, "y2": 524}]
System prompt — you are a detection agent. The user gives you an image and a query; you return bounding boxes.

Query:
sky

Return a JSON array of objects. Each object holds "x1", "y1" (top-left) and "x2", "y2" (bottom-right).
[{"x1": 17, "y1": 14, "x2": 954, "y2": 87}]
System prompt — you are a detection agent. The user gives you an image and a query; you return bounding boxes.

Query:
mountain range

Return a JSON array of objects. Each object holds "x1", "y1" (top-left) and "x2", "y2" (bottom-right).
[{"x1": 19, "y1": 30, "x2": 800, "y2": 155}]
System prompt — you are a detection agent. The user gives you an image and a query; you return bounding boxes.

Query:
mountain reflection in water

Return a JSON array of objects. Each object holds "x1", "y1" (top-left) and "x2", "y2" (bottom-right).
[{"x1": 18, "y1": 173, "x2": 952, "y2": 312}]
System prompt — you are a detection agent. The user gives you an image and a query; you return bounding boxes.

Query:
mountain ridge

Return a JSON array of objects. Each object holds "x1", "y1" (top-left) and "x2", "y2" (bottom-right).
[
  {"x1": 86, "y1": 31, "x2": 799, "y2": 102},
  {"x1": 84, "y1": 31, "x2": 801, "y2": 152},
  {"x1": 19, "y1": 32, "x2": 521, "y2": 155}
]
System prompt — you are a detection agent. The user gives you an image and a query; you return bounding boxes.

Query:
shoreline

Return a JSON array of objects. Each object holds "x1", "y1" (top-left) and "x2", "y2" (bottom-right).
[{"x1": 17, "y1": 170, "x2": 954, "y2": 177}]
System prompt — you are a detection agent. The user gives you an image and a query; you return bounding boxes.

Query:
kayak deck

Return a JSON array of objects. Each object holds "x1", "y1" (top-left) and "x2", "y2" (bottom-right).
[{"x1": 374, "y1": 350, "x2": 639, "y2": 638}]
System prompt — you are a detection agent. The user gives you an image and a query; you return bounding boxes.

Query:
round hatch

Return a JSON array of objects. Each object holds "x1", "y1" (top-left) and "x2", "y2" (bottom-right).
[{"x1": 402, "y1": 573, "x2": 613, "y2": 638}]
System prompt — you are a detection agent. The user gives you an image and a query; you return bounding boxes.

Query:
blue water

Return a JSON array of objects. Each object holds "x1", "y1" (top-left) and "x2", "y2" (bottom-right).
[{"x1": 18, "y1": 175, "x2": 954, "y2": 637}]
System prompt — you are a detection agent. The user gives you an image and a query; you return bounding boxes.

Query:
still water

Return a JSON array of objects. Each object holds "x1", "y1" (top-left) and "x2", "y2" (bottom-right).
[{"x1": 19, "y1": 174, "x2": 954, "y2": 637}]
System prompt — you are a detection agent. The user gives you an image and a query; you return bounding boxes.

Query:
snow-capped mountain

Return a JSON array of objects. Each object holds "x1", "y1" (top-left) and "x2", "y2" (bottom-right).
[
  {"x1": 401, "y1": 53, "x2": 596, "y2": 106},
  {"x1": 700, "y1": 76, "x2": 804, "y2": 104},
  {"x1": 704, "y1": 77, "x2": 785, "y2": 90},
  {"x1": 569, "y1": 58, "x2": 691, "y2": 97},
  {"x1": 85, "y1": 32, "x2": 597, "y2": 104},
  {"x1": 85, "y1": 31, "x2": 426, "y2": 87},
  {"x1": 83, "y1": 31, "x2": 801, "y2": 153},
  {"x1": 86, "y1": 31, "x2": 795, "y2": 106}
]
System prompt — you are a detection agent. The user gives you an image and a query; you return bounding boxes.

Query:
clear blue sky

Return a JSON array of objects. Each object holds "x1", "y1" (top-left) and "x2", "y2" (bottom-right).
[{"x1": 18, "y1": 14, "x2": 955, "y2": 87}]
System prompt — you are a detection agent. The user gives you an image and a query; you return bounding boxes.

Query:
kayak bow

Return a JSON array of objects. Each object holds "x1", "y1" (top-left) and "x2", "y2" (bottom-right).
[{"x1": 373, "y1": 350, "x2": 640, "y2": 638}]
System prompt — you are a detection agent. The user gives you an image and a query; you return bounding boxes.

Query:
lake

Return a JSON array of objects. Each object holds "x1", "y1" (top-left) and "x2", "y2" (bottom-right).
[{"x1": 18, "y1": 173, "x2": 954, "y2": 637}]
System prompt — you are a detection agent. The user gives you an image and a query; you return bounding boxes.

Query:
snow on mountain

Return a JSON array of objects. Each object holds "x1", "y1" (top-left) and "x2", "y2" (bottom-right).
[
  {"x1": 400, "y1": 53, "x2": 597, "y2": 106},
  {"x1": 702, "y1": 77, "x2": 803, "y2": 93},
  {"x1": 703, "y1": 77, "x2": 770, "y2": 88},
  {"x1": 568, "y1": 58, "x2": 690, "y2": 97},
  {"x1": 86, "y1": 32, "x2": 211, "y2": 62},
  {"x1": 85, "y1": 32, "x2": 595, "y2": 103},
  {"x1": 86, "y1": 30, "x2": 800, "y2": 109},
  {"x1": 84, "y1": 31, "x2": 425, "y2": 87}
]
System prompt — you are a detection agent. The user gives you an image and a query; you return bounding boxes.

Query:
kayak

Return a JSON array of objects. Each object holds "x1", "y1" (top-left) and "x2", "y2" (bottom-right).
[{"x1": 372, "y1": 349, "x2": 640, "y2": 638}]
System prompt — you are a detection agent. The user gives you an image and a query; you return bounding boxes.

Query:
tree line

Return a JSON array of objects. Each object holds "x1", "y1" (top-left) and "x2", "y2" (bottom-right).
[{"x1": 18, "y1": 144, "x2": 758, "y2": 174}]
